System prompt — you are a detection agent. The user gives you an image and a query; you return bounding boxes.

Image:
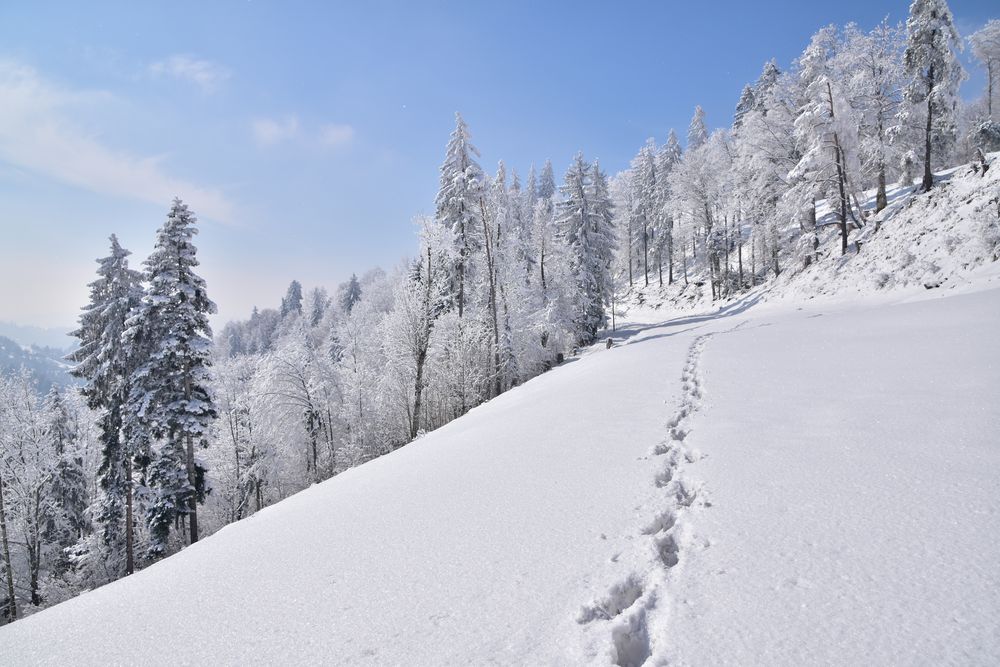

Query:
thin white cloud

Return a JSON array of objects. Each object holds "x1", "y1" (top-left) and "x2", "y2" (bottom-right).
[
  {"x1": 252, "y1": 115, "x2": 300, "y2": 146},
  {"x1": 319, "y1": 123, "x2": 355, "y2": 148},
  {"x1": 149, "y1": 54, "x2": 230, "y2": 93},
  {"x1": 252, "y1": 116, "x2": 355, "y2": 150},
  {"x1": 0, "y1": 60, "x2": 233, "y2": 222}
]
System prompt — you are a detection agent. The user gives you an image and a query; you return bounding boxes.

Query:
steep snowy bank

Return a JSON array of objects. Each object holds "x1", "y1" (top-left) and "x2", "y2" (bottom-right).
[{"x1": 618, "y1": 155, "x2": 1000, "y2": 319}]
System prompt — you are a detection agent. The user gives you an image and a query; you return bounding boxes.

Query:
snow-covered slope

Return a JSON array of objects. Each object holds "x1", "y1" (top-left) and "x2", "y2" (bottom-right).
[
  {"x1": 773, "y1": 156, "x2": 1000, "y2": 302},
  {"x1": 619, "y1": 154, "x2": 1000, "y2": 318},
  {"x1": 3, "y1": 280, "x2": 999, "y2": 665}
]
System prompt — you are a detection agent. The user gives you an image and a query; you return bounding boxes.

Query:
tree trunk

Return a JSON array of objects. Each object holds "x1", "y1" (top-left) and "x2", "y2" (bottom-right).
[
  {"x1": 875, "y1": 111, "x2": 888, "y2": 213},
  {"x1": 642, "y1": 221, "x2": 649, "y2": 286},
  {"x1": 539, "y1": 239, "x2": 547, "y2": 293},
  {"x1": 922, "y1": 64, "x2": 935, "y2": 192},
  {"x1": 0, "y1": 474, "x2": 16, "y2": 622},
  {"x1": 988, "y1": 61, "x2": 993, "y2": 119},
  {"x1": 667, "y1": 220, "x2": 674, "y2": 284},
  {"x1": 411, "y1": 247, "x2": 432, "y2": 440},
  {"x1": 126, "y1": 456, "x2": 134, "y2": 575},
  {"x1": 183, "y1": 371, "x2": 199, "y2": 546},
  {"x1": 826, "y1": 81, "x2": 850, "y2": 255},
  {"x1": 186, "y1": 434, "x2": 198, "y2": 544},
  {"x1": 737, "y1": 242, "x2": 744, "y2": 288},
  {"x1": 627, "y1": 218, "x2": 633, "y2": 287},
  {"x1": 480, "y1": 199, "x2": 502, "y2": 399}
]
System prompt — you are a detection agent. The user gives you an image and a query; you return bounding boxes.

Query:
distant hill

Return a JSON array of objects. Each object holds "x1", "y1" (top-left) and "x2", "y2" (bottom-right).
[
  {"x1": 0, "y1": 321, "x2": 74, "y2": 350},
  {"x1": 0, "y1": 335, "x2": 75, "y2": 393}
]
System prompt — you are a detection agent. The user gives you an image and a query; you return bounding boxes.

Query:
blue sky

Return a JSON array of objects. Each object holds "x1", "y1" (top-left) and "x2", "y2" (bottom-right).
[{"x1": 0, "y1": 0, "x2": 995, "y2": 330}]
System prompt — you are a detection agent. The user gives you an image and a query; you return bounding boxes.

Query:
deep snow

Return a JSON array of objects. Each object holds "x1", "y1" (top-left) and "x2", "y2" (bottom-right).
[{"x1": 2, "y1": 281, "x2": 999, "y2": 665}]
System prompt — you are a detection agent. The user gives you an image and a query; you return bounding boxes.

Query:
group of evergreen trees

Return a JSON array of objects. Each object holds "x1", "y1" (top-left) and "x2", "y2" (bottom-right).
[{"x1": 0, "y1": 200, "x2": 215, "y2": 622}]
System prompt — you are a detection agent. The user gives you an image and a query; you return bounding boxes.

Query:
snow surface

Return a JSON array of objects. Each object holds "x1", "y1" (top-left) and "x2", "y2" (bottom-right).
[{"x1": 3, "y1": 280, "x2": 999, "y2": 665}]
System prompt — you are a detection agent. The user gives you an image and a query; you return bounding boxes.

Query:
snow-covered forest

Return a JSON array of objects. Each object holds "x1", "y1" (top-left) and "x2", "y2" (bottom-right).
[{"x1": 1, "y1": 0, "x2": 998, "y2": 631}]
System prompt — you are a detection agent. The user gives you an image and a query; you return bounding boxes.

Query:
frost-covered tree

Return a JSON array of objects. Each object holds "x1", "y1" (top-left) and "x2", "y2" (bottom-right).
[
  {"x1": 841, "y1": 20, "x2": 906, "y2": 211},
  {"x1": 280, "y1": 280, "x2": 303, "y2": 318},
  {"x1": 0, "y1": 372, "x2": 62, "y2": 613},
  {"x1": 630, "y1": 140, "x2": 658, "y2": 286},
  {"x1": 556, "y1": 153, "x2": 615, "y2": 342},
  {"x1": 655, "y1": 131, "x2": 683, "y2": 284},
  {"x1": 733, "y1": 85, "x2": 756, "y2": 129},
  {"x1": 125, "y1": 199, "x2": 217, "y2": 558},
  {"x1": 533, "y1": 159, "x2": 558, "y2": 292},
  {"x1": 44, "y1": 388, "x2": 89, "y2": 554},
  {"x1": 687, "y1": 105, "x2": 709, "y2": 150},
  {"x1": 68, "y1": 234, "x2": 143, "y2": 575},
  {"x1": 434, "y1": 113, "x2": 484, "y2": 317},
  {"x1": 901, "y1": 0, "x2": 965, "y2": 191},
  {"x1": 970, "y1": 20, "x2": 1000, "y2": 120},
  {"x1": 789, "y1": 24, "x2": 860, "y2": 255},
  {"x1": 339, "y1": 274, "x2": 362, "y2": 313}
]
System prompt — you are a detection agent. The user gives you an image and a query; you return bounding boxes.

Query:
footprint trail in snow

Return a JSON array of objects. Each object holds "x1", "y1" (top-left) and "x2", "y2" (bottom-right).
[{"x1": 578, "y1": 331, "x2": 720, "y2": 666}]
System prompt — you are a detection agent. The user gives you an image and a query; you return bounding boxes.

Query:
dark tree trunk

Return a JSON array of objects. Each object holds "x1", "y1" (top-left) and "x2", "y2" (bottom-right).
[
  {"x1": 737, "y1": 242, "x2": 744, "y2": 288},
  {"x1": 667, "y1": 221, "x2": 674, "y2": 285},
  {"x1": 183, "y1": 371, "x2": 199, "y2": 546},
  {"x1": 826, "y1": 81, "x2": 850, "y2": 255},
  {"x1": 480, "y1": 199, "x2": 502, "y2": 399},
  {"x1": 411, "y1": 247, "x2": 433, "y2": 440},
  {"x1": 126, "y1": 457, "x2": 134, "y2": 575},
  {"x1": 922, "y1": 64, "x2": 935, "y2": 192},
  {"x1": 643, "y1": 222, "x2": 649, "y2": 286}
]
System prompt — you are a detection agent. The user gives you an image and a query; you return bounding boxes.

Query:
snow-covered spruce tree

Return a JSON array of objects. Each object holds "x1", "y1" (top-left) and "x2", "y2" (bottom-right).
[
  {"x1": 733, "y1": 85, "x2": 756, "y2": 129},
  {"x1": 43, "y1": 388, "x2": 90, "y2": 565},
  {"x1": 125, "y1": 198, "x2": 217, "y2": 558},
  {"x1": 655, "y1": 131, "x2": 683, "y2": 285},
  {"x1": 68, "y1": 234, "x2": 144, "y2": 575},
  {"x1": 901, "y1": 0, "x2": 965, "y2": 191},
  {"x1": 435, "y1": 113, "x2": 485, "y2": 317},
  {"x1": 590, "y1": 161, "x2": 617, "y2": 293},
  {"x1": 630, "y1": 139, "x2": 658, "y2": 286},
  {"x1": 687, "y1": 105, "x2": 709, "y2": 150},
  {"x1": 339, "y1": 274, "x2": 362, "y2": 313},
  {"x1": 305, "y1": 286, "x2": 331, "y2": 326},
  {"x1": 754, "y1": 59, "x2": 782, "y2": 109},
  {"x1": 280, "y1": 280, "x2": 304, "y2": 318},
  {"x1": 556, "y1": 153, "x2": 615, "y2": 343},
  {"x1": 533, "y1": 158, "x2": 558, "y2": 293}
]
